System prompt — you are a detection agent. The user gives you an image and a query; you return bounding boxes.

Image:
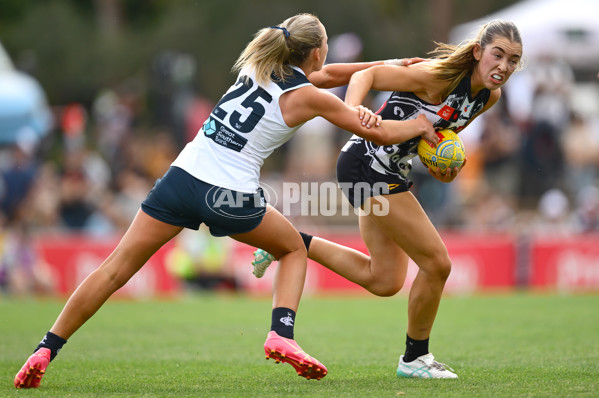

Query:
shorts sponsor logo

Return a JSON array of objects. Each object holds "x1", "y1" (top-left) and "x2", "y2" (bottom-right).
[{"x1": 205, "y1": 185, "x2": 266, "y2": 220}]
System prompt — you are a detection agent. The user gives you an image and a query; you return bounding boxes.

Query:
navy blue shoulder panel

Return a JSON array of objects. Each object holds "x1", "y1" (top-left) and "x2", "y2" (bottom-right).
[{"x1": 271, "y1": 68, "x2": 311, "y2": 91}]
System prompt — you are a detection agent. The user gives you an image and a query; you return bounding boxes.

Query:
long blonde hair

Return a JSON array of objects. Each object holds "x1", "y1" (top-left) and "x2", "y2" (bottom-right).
[
  {"x1": 232, "y1": 13, "x2": 324, "y2": 86},
  {"x1": 425, "y1": 20, "x2": 522, "y2": 99}
]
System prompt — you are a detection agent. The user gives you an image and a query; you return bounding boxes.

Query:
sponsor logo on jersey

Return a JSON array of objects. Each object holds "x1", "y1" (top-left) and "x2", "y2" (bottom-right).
[
  {"x1": 203, "y1": 117, "x2": 216, "y2": 135},
  {"x1": 437, "y1": 105, "x2": 455, "y2": 121},
  {"x1": 203, "y1": 117, "x2": 248, "y2": 152}
]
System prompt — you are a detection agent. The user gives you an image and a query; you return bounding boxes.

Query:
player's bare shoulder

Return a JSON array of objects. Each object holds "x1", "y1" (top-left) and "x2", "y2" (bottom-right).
[
  {"x1": 408, "y1": 63, "x2": 446, "y2": 103},
  {"x1": 279, "y1": 84, "x2": 324, "y2": 127}
]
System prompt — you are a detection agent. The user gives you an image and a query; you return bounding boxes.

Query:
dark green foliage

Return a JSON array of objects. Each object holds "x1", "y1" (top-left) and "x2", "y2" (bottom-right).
[{"x1": 0, "y1": 0, "x2": 521, "y2": 106}]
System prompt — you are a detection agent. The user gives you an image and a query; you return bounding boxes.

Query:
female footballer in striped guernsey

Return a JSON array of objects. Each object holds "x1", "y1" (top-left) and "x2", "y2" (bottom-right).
[
  {"x1": 253, "y1": 20, "x2": 523, "y2": 379},
  {"x1": 15, "y1": 13, "x2": 434, "y2": 388}
]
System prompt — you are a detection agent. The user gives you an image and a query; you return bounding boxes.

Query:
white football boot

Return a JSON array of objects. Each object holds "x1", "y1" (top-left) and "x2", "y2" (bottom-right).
[
  {"x1": 252, "y1": 249, "x2": 275, "y2": 278},
  {"x1": 396, "y1": 353, "x2": 458, "y2": 379}
]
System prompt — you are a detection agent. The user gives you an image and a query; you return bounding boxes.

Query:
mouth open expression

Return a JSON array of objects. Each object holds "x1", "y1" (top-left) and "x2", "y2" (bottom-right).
[{"x1": 475, "y1": 37, "x2": 522, "y2": 90}]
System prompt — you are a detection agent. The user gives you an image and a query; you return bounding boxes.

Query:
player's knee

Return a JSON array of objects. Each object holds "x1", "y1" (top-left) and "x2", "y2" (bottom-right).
[
  {"x1": 432, "y1": 253, "x2": 452, "y2": 281},
  {"x1": 371, "y1": 284, "x2": 402, "y2": 297},
  {"x1": 100, "y1": 265, "x2": 129, "y2": 290},
  {"x1": 270, "y1": 236, "x2": 306, "y2": 260},
  {"x1": 418, "y1": 250, "x2": 452, "y2": 282},
  {"x1": 368, "y1": 279, "x2": 404, "y2": 297}
]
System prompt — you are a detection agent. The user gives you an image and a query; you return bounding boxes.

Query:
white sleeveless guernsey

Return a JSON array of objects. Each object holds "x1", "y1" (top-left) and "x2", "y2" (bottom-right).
[{"x1": 172, "y1": 66, "x2": 312, "y2": 193}]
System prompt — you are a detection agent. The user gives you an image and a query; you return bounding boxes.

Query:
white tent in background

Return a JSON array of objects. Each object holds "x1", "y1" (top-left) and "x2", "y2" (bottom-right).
[
  {"x1": 450, "y1": 0, "x2": 599, "y2": 68},
  {"x1": 0, "y1": 41, "x2": 53, "y2": 146}
]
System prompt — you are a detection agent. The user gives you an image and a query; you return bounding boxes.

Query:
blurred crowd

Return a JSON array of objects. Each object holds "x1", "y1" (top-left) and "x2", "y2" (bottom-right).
[{"x1": 1, "y1": 37, "x2": 599, "y2": 295}]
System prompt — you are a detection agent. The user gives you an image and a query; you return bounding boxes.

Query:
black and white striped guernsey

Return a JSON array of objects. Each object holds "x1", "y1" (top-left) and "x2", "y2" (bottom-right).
[{"x1": 341, "y1": 75, "x2": 491, "y2": 181}]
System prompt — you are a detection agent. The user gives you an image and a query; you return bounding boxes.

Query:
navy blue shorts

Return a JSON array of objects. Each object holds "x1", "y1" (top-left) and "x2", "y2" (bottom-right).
[
  {"x1": 336, "y1": 151, "x2": 410, "y2": 208},
  {"x1": 141, "y1": 166, "x2": 266, "y2": 237}
]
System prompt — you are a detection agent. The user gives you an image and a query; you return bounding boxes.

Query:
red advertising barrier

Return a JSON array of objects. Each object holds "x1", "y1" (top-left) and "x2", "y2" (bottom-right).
[
  {"x1": 37, "y1": 235, "x2": 180, "y2": 298},
  {"x1": 33, "y1": 231, "x2": 599, "y2": 296},
  {"x1": 530, "y1": 234, "x2": 599, "y2": 291}
]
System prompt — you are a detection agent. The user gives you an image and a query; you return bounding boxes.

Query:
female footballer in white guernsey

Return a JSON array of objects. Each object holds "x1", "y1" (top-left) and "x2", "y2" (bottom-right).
[
  {"x1": 253, "y1": 20, "x2": 523, "y2": 379},
  {"x1": 14, "y1": 13, "x2": 436, "y2": 388}
]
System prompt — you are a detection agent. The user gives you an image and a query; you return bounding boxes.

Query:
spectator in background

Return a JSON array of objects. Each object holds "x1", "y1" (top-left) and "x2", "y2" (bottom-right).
[
  {"x1": 58, "y1": 146, "x2": 111, "y2": 231},
  {"x1": 58, "y1": 152, "x2": 94, "y2": 229},
  {"x1": 25, "y1": 162, "x2": 61, "y2": 229},
  {"x1": 465, "y1": 182, "x2": 516, "y2": 232},
  {"x1": 515, "y1": 55, "x2": 573, "y2": 208},
  {"x1": 91, "y1": 87, "x2": 135, "y2": 166},
  {"x1": 0, "y1": 222, "x2": 56, "y2": 296},
  {"x1": 149, "y1": 51, "x2": 197, "y2": 151},
  {"x1": 0, "y1": 144, "x2": 38, "y2": 225},
  {"x1": 478, "y1": 93, "x2": 521, "y2": 202},
  {"x1": 534, "y1": 188, "x2": 573, "y2": 236},
  {"x1": 573, "y1": 185, "x2": 599, "y2": 232},
  {"x1": 84, "y1": 167, "x2": 153, "y2": 236},
  {"x1": 529, "y1": 54, "x2": 574, "y2": 133},
  {"x1": 141, "y1": 131, "x2": 178, "y2": 180},
  {"x1": 519, "y1": 119, "x2": 565, "y2": 208},
  {"x1": 561, "y1": 112, "x2": 599, "y2": 198}
]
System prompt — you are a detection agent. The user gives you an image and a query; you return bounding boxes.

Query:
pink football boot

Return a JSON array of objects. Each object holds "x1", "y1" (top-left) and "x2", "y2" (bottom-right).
[
  {"x1": 264, "y1": 331, "x2": 327, "y2": 380},
  {"x1": 14, "y1": 348, "x2": 51, "y2": 389}
]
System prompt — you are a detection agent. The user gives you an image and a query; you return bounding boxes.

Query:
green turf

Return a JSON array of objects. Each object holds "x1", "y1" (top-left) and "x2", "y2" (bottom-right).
[{"x1": 1, "y1": 293, "x2": 598, "y2": 397}]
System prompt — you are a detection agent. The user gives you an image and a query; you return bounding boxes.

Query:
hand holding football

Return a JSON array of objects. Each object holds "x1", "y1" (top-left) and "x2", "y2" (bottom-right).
[{"x1": 418, "y1": 129, "x2": 465, "y2": 172}]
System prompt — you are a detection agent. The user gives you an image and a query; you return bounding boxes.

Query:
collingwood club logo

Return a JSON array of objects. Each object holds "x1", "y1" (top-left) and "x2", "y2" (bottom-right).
[{"x1": 280, "y1": 312, "x2": 294, "y2": 327}]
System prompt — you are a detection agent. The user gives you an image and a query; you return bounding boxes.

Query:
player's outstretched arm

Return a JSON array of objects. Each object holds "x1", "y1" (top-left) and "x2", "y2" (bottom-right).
[
  {"x1": 283, "y1": 85, "x2": 437, "y2": 146},
  {"x1": 344, "y1": 64, "x2": 431, "y2": 107},
  {"x1": 308, "y1": 58, "x2": 427, "y2": 89}
]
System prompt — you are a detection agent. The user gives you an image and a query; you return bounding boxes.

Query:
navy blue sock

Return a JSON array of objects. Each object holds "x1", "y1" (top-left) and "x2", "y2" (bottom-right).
[
  {"x1": 271, "y1": 307, "x2": 296, "y2": 339},
  {"x1": 35, "y1": 331, "x2": 67, "y2": 361},
  {"x1": 299, "y1": 232, "x2": 313, "y2": 252},
  {"x1": 403, "y1": 334, "x2": 429, "y2": 362}
]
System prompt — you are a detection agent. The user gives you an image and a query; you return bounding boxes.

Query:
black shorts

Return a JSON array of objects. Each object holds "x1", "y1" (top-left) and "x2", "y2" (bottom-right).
[
  {"x1": 336, "y1": 151, "x2": 411, "y2": 208},
  {"x1": 141, "y1": 166, "x2": 266, "y2": 237}
]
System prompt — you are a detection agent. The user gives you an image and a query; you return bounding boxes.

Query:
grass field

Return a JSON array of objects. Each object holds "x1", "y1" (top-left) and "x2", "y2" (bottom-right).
[{"x1": 1, "y1": 293, "x2": 598, "y2": 397}]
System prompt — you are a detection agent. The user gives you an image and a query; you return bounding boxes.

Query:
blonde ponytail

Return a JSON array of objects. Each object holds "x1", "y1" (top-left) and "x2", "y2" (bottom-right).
[{"x1": 232, "y1": 13, "x2": 324, "y2": 86}]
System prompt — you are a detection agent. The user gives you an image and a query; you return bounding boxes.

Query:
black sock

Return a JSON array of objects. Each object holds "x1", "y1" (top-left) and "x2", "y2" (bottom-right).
[
  {"x1": 299, "y1": 232, "x2": 313, "y2": 252},
  {"x1": 403, "y1": 334, "x2": 429, "y2": 363},
  {"x1": 271, "y1": 307, "x2": 296, "y2": 339},
  {"x1": 35, "y1": 331, "x2": 67, "y2": 361}
]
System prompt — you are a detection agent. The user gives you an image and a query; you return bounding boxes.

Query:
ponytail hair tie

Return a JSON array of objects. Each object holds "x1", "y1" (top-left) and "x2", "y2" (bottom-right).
[{"x1": 269, "y1": 26, "x2": 290, "y2": 39}]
